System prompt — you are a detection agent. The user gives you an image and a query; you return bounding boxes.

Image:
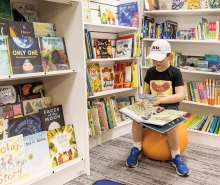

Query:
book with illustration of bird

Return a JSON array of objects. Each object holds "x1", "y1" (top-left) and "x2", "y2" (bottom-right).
[
  {"x1": 99, "y1": 4, "x2": 116, "y2": 25},
  {"x1": 47, "y1": 124, "x2": 79, "y2": 168},
  {"x1": 38, "y1": 37, "x2": 70, "y2": 72}
]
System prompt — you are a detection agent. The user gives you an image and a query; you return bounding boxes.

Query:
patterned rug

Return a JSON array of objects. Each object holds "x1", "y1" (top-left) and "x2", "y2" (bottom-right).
[{"x1": 65, "y1": 133, "x2": 220, "y2": 185}]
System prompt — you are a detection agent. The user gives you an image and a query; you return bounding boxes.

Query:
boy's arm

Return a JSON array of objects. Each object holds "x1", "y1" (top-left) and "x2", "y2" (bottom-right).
[{"x1": 145, "y1": 83, "x2": 150, "y2": 94}]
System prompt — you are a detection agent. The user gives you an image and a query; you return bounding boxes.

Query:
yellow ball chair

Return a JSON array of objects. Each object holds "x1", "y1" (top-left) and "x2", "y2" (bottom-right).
[{"x1": 142, "y1": 122, "x2": 188, "y2": 161}]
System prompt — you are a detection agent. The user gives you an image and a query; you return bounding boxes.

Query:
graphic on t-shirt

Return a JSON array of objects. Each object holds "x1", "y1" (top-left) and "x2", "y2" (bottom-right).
[{"x1": 150, "y1": 80, "x2": 173, "y2": 97}]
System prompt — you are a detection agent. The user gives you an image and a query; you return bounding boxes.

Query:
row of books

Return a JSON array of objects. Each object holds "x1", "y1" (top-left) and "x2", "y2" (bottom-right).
[
  {"x1": 84, "y1": 29, "x2": 141, "y2": 59},
  {"x1": 184, "y1": 79, "x2": 220, "y2": 105},
  {"x1": 185, "y1": 113, "x2": 220, "y2": 134},
  {"x1": 86, "y1": 62, "x2": 138, "y2": 95},
  {"x1": 87, "y1": 95, "x2": 135, "y2": 136}
]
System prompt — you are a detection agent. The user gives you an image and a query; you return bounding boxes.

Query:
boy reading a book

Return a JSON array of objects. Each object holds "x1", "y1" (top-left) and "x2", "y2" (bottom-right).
[{"x1": 126, "y1": 39, "x2": 190, "y2": 176}]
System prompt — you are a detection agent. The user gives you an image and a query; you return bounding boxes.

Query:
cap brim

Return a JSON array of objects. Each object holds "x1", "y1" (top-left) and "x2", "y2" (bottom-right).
[{"x1": 146, "y1": 53, "x2": 166, "y2": 61}]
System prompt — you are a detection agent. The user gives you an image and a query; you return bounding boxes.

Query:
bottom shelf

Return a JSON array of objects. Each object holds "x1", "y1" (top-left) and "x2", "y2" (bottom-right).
[
  {"x1": 89, "y1": 120, "x2": 132, "y2": 148},
  {"x1": 16, "y1": 157, "x2": 85, "y2": 185},
  {"x1": 188, "y1": 129, "x2": 220, "y2": 148}
]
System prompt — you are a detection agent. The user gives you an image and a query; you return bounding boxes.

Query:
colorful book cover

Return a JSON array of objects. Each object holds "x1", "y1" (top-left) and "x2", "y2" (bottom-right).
[
  {"x1": 12, "y1": 2, "x2": 38, "y2": 22},
  {"x1": 33, "y1": 22, "x2": 56, "y2": 37},
  {"x1": 117, "y1": 2, "x2": 139, "y2": 28},
  {"x1": 0, "y1": 19, "x2": 10, "y2": 35},
  {"x1": 9, "y1": 113, "x2": 42, "y2": 137},
  {"x1": 1, "y1": 102, "x2": 23, "y2": 119},
  {"x1": 86, "y1": 63, "x2": 102, "y2": 92},
  {"x1": 187, "y1": 0, "x2": 201, "y2": 9},
  {"x1": 100, "y1": 66, "x2": 114, "y2": 90},
  {"x1": 39, "y1": 104, "x2": 65, "y2": 131},
  {"x1": 23, "y1": 96, "x2": 53, "y2": 116},
  {"x1": 99, "y1": 4, "x2": 116, "y2": 25},
  {"x1": 19, "y1": 81, "x2": 45, "y2": 101},
  {"x1": 0, "y1": 0, "x2": 12, "y2": 20},
  {"x1": 83, "y1": 0, "x2": 92, "y2": 23},
  {"x1": 38, "y1": 37, "x2": 70, "y2": 72},
  {"x1": 0, "y1": 118, "x2": 4, "y2": 139},
  {"x1": 115, "y1": 37, "x2": 132, "y2": 58},
  {"x1": 23, "y1": 131, "x2": 51, "y2": 175},
  {"x1": 7, "y1": 37, "x2": 43, "y2": 74},
  {"x1": 47, "y1": 124, "x2": 79, "y2": 168},
  {"x1": 147, "y1": 0, "x2": 160, "y2": 10},
  {"x1": 0, "y1": 135, "x2": 28, "y2": 185},
  {"x1": 172, "y1": 0, "x2": 184, "y2": 10},
  {"x1": 0, "y1": 35, "x2": 11, "y2": 76},
  {"x1": 95, "y1": 39, "x2": 113, "y2": 58},
  {"x1": 9, "y1": 21, "x2": 35, "y2": 38},
  {"x1": 0, "y1": 85, "x2": 20, "y2": 105}
]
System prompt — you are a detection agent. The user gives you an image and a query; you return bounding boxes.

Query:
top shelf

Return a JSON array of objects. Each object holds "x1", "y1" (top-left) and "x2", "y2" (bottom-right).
[
  {"x1": 84, "y1": 23, "x2": 138, "y2": 33},
  {"x1": 143, "y1": 9, "x2": 220, "y2": 16},
  {"x1": 43, "y1": 0, "x2": 79, "y2": 4}
]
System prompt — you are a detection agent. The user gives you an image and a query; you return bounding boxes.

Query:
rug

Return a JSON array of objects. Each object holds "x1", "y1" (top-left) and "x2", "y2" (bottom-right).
[{"x1": 93, "y1": 180, "x2": 124, "y2": 185}]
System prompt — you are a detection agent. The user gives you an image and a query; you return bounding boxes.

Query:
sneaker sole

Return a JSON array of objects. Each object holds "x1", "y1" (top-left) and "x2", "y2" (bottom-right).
[
  {"x1": 171, "y1": 162, "x2": 190, "y2": 177},
  {"x1": 126, "y1": 153, "x2": 142, "y2": 168}
]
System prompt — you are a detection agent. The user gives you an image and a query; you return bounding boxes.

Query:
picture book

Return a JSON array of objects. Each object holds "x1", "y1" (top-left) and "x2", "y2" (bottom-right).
[
  {"x1": 99, "y1": 4, "x2": 116, "y2": 25},
  {"x1": 9, "y1": 21, "x2": 35, "y2": 38},
  {"x1": 23, "y1": 131, "x2": 51, "y2": 175},
  {"x1": 47, "y1": 124, "x2": 79, "y2": 168},
  {"x1": 33, "y1": 22, "x2": 56, "y2": 37},
  {"x1": 187, "y1": 0, "x2": 201, "y2": 9},
  {"x1": 7, "y1": 37, "x2": 43, "y2": 74},
  {"x1": 115, "y1": 37, "x2": 132, "y2": 58},
  {"x1": 209, "y1": 0, "x2": 220, "y2": 8},
  {"x1": 172, "y1": 0, "x2": 184, "y2": 10},
  {"x1": 0, "y1": 35, "x2": 11, "y2": 76},
  {"x1": 19, "y1": 81, "x2": 45, "y2": 101},
  {"x1": 83, "y1": 0, "x2": 92, "y2": 23},
  {"x1": 147, "y1": 0, "x2": 160, "y2": 10},
  {"x1": 38, "y1": 37, "x2": 70, "y2": 72},
  {"x1": 9, "y1": 113, "x2": 42, "y2": 137},
  {"x1": 0, "y1": 119, "x2": 4, "y2": 139},
  {"x1": 0, "y1": 85, "x2": 20, "y2": 105},
  {"x1": 12, "y1": 2, "x2": 38, "y2": 22},
  {"x1": 1, "y1": 102, "x2": 23, "y2": 119},
  {"x1": 0, "y1": 19, "x2": 10, "y2": 35},
  {"x1": 87, "y1": 63, "x2": 102, "y2": 92},
  {"x1": 0, "y1": 0, "x2": 12, "y2": 20},
  {"x1": 39, "y1": 104, "x2": 65, "y2": 131},
  {"x1": 100, "y1": 65, "x2": 114, "y2": 90},
  {"x1": 117, "y1": 1, "x2": 139, "y2": 28},
  {"x1": 164, "y1": 20, "x2": 178, "y2": 39},
  {"x1": 0, "y1": 134, "x2": 28, "y2": 185},
  {"x1": 95, "y1": 39, "x2": 113, "y2": 58},
  {"x1": 23, "y1": 96, "x2": 53, "y2": 116}
]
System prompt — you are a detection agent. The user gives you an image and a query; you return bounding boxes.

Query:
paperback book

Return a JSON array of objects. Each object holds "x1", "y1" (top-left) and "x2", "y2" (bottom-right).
[
  {"x1": 99, "y1": 4, "x2": 116, "y2": 25},
  {"x1": 0, "y1": 0, "x2": 12, "y2": 20},
  {"x1": 9, "y1": 21, "x2": 35, "y2": 38},
  {"x1": 0, "y1": 19, "x2": 10, "y2": 35},
  {"x1": 33, "y1": 22, "x2": 56, "y2": 37}
]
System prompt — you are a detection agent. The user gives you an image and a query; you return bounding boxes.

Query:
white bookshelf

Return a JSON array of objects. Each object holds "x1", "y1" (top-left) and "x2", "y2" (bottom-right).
[{"x1": 86, "y1": 57, "x2": 138, "y2": 63}]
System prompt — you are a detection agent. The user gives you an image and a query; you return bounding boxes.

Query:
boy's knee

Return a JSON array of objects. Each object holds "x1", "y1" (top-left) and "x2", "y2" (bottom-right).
[{"x1": 167, "y1": 126, "x2": 178, "y2": 135}]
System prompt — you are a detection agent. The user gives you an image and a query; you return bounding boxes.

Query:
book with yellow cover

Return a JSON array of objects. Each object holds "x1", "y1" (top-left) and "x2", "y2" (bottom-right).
[{"x1": 87, "y1": 63, "x2": 102, "y2": 92}]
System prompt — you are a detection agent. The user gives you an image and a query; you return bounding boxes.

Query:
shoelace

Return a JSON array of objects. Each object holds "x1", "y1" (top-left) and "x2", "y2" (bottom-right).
[{"x1": 175, "y1": 157, "x2": 185, "y2": 166}]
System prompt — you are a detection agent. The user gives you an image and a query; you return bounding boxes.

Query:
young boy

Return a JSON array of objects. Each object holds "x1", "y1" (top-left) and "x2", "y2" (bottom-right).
[{"x1": 126, "y1": 39, "x2": 190, "y2": 177}]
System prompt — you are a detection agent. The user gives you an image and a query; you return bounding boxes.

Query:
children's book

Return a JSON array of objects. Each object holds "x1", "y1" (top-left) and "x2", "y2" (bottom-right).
[
  {"x1": 0, "y1": 85, "x2": 20, "y2": 105},
  {"x1": 1, "y1": 102, "x2": 23, "y2": 119},
  {"x1": 95, "y1": 39, "x2": 113, "y2": 58},
  {"x1": 9, "y1": 21, "x2": 35, "y2": 38},
  {"x1": 12, "y1": 2, "x2": 38, "y2": 22},
  {"x1": 87, "y1": 63, "x2": 102, "y2": 92},
  {"x1": 172, "y1": 0, "x2": 184, "y2": 10},
  {"x1": 39, "y1": 104, "x2": 65, "y2": 131},
  {"x1": 23, "y1": 131, "x2": 51, "y2": 175},
  {"x1": 0, "y1": 134, "x2": 28, "y2": 185},
  {"x1": 115, "y1": 37, "x2": 132, "y2": 58},
  {"x1": 83, "y1": 0, "x2": 92, "y2": 23},
  {"x1": 7, "y1": 37, "x2": 43, "y2": 74},
  {"x1": 117, "y1": 1, "x2": 139, "y2": 28},
  {"x1": 187, "y1": 0, "x2": 201, "y2": 9},
  {"x1": 33, "y1": 22, "x2": 56, "y2": 37},
  {"x1": 0, "y1": 19, "x2": 10, "y2": 35},
  {"x1": 100, "y1": 65, "x2": 114, "y2": 90},
  {"x1": 19, "y1": 81, "x2": 45, "y2": 101},
  {"x1": 47, "y1": 124, "x2": 78, "y2": 168},
  {"x1": 0, "y1": 0, "x2": 12, "y2": 20},
  {"x1": 9, "y1": 113, "x2": 42, "y2": 137},
  {"x1": 99, "y1": 4, "x2": 116, "y2": 25},
  {"x1": 23, "y1": 96, "x2": 53, "y2": 116},
  {"x1": 0, "y1": 35, "x2": 11, "y2": 76},
  {"x1": 38, "y1": 37, "x2": 70, "y2": 72}
]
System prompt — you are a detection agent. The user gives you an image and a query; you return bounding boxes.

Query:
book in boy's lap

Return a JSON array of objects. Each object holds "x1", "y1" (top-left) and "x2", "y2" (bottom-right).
[{"x1": 119, "y1": 103, "x2": 187, "y2": 133}]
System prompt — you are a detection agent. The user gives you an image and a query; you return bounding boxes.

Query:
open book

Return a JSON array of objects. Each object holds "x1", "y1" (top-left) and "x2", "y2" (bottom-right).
[{"x1": 119, "y1": 104, "x2": 187, "y2": 133}]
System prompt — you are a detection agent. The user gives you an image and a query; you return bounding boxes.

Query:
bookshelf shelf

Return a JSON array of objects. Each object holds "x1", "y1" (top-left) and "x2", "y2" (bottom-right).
[
  {"x1": 86, "y1": 57, "x2": 137, "y2": 63},
  {"x1": 84, "y1": 22, "x2": 138, "y2": 33},
  {"x1": 144, "y1": 9, "x2": 220, "y2": 16},
  {"x1": 43, "y1": 0, "x2": 79, "y2": 4},
  {"x1": 181, "y1": 100, "x2": 220, "y2": 108},
  {"x1": 87, "y1": 88, "x2": 134, "y2": 99}
]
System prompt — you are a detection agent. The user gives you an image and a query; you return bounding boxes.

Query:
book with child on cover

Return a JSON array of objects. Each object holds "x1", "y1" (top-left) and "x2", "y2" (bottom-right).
[{"x1": 119, "y1": 103, "x2": 187, "y2": 133}]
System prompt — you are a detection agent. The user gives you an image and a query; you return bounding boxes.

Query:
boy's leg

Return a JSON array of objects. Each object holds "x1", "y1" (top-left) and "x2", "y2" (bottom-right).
[{"x1": 126, "y1": 121, "x2": 142, "y2": 168}]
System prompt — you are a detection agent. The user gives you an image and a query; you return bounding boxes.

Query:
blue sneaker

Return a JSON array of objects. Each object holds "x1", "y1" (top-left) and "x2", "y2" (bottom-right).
[
  {"x1": 126, "y1": 147, "x2": 142, "y2": 168},
  {"x1": 172, "y1": 154, "x2": 190, "y2": 177}
]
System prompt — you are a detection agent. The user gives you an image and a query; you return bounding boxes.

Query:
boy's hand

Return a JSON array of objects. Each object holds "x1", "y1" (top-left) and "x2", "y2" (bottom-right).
[
  {"x1": 156, "y1": 107, "x2": 165, "y2": 113},
  {"x1": 136, "y1": 99, "x2": 143, "y2": 105},
  {"x1": 153, "y1": 98, "x2": 161, "y2": 106}
]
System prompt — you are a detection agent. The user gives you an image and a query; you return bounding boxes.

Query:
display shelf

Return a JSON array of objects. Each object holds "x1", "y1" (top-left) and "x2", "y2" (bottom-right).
[
  {"x1": 144, "y1": 9, "x2": 220, "y2": 16},
  {"x1": 84, "y1": 22, "x2": 138, "y2": 33},
  {"x1": 89, "y1": 120, "x2": 132, "y2": 148},
  {"x1": 86, "y1": 57, "x2": 137, "y2": 63},
  {"x1": 88, "y1": 88, "x2": 134, "y2": 99},
  {"x1": 43, "y1": 0, "x2": 79, "y2": 4},
  {"x1": 181, "y1": 100, "x2": 220, "y2": 108}
]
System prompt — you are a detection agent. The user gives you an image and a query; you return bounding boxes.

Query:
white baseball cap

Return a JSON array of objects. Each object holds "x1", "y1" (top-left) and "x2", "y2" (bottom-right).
[{"x1": 146, "y1": 39, "x2": 171, "y2": 61}]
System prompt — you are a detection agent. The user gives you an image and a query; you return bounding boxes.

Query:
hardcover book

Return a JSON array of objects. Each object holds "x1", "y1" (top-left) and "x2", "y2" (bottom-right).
[
  {"x1": 23, "y1": 131, "x2": 51, "y2": 175},
  {"x1": 1, "y1": 102, "x2": 23, "y2": 119},
  {"x1": 47, "y1": 124, "x2": 79, "y2": 168},
  {"x1": 0, "y1": 134, "x2": 28, "y2": 185},
  {"x1": 0, "y1": 0, "x2": 12, "y2": 20},
  {"x1": 12, "y1": 2, "x2": 38, "y2": 22},
  {"x1": 95, "y1": 39, "x2": 113, "y2": 58},
  {"x1": 39, "y1": 104, "x2": 65, "y2": 131},
  {"x1": 0, "y1": 35, "x2": 11, "y2": 76},
  {"x1": 0, "y1": 19, "x2": 10, "y2": 35},
  {"x1": 99, "y1": 4, "x2": 116, "y2": 25},
  {"x1": 100, "y1": 65, "x2": 114, "y2": 90},
  {"x1": 9, "y1": 21, "x2": 35, "y2": 38},
  {"x1": 115, "y1": 37, "x2": 132, "y2": 58},
  {"x1": 38, "y1": 37, "x2": 70, "y2": 72},
  {"x1": 0, "y1": 85, "x2": 20, "y2": 105},
  {"x1": 7, "y1": 37, "x2": 43, "y2": 74},
  {"x1": 9, "y1": 113, "x2": 42, "y2": 137},
  {"x1": 87, "y1": 63, "x2": 102, "y2": 92},
  {"x1": 33, "y1": 22, "x2": 56, "y2": 37}
]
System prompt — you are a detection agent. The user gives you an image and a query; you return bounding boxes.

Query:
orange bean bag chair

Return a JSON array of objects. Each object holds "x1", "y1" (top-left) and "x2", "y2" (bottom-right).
[{"x1": 142, "y1": 122, "x2": 188, "y2": 161}]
